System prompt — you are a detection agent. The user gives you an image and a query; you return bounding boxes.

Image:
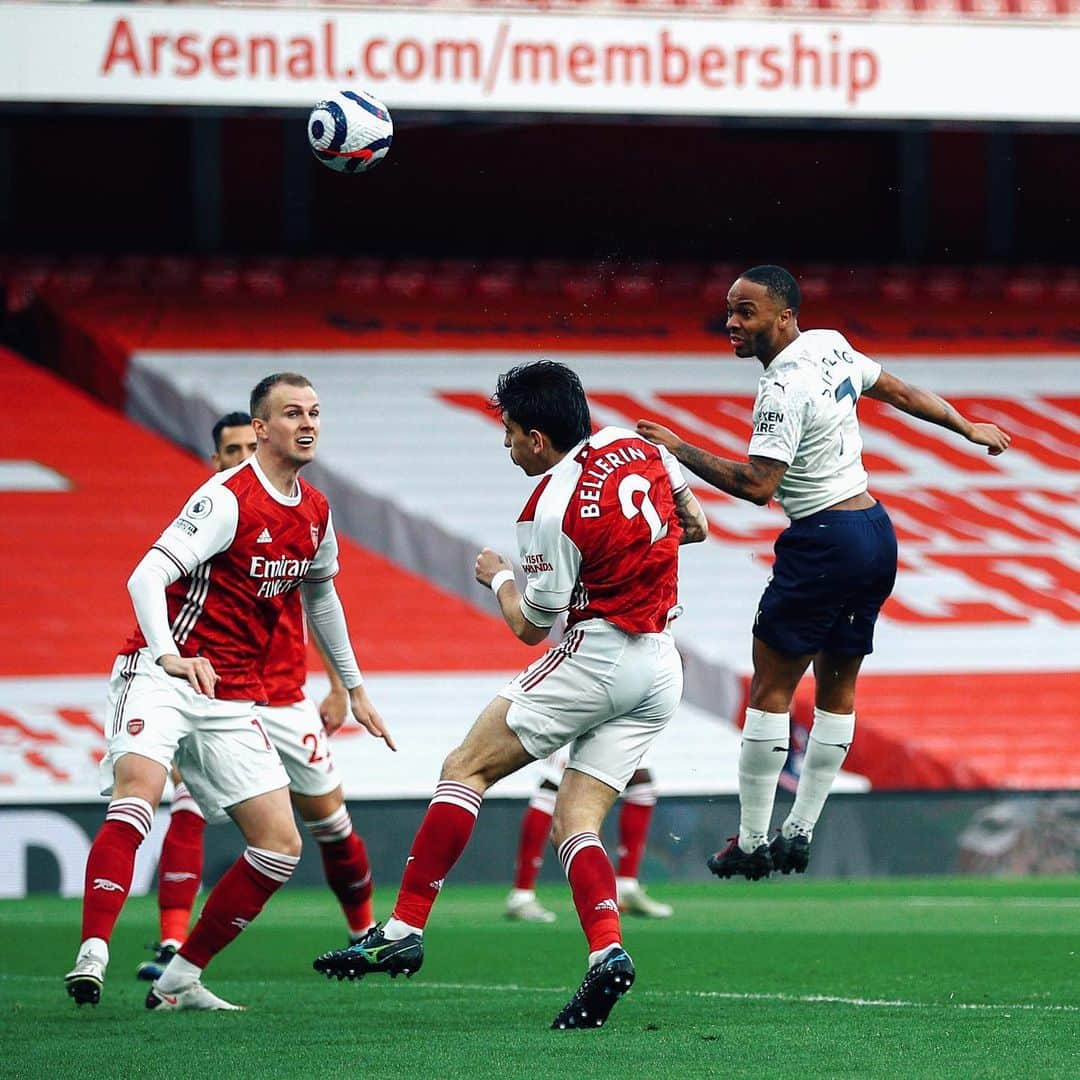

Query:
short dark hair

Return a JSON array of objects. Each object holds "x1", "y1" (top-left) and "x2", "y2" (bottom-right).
[
  {"x1": 491, "y1": 361, "x2": 591, "y2": 452},
  {"x1": 249, "y1": 372, "x2": 314, "y2": 420},
  {"x1": 211, "y1": 411, "x2": 253, "y2": 452},
  {"x1": 739, "y1": 265, "x2": 801, "y2": 315}
]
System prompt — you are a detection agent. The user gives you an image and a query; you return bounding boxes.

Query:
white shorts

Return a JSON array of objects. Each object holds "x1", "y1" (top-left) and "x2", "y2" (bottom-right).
[
  {"x1": 537, "y1": 750, "x2": 655, "y2": 788},
  {"x1": 256, "y1": 699, "x2": 341, "y2": 798},
  {"x1": 101, "y1": 650, "x2": 290, "y2": 824},
  {"x1": 500, "y1": 619, "x2": 683, "y2": 792}
]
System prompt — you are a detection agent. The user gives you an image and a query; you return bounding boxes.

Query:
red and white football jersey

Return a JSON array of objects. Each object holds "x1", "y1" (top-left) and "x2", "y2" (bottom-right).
[
  {"x1": 260, "y1": 591, "x2": 307, "y2": 708},
  {"x1": 515, "y1": 426, "x2": 687, "y2": 635},
  {"x1": 122, "y1": 456, "x2": 337, "y2": 702}
]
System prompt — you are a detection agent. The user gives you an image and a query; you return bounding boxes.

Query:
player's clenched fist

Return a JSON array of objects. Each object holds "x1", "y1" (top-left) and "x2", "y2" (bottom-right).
[
  {"x1": 475, "y1": 546, "x2": 513, "y2": 588},
  {"x1": 158, "y1": 653, "x2": 220, "y2": 697}
]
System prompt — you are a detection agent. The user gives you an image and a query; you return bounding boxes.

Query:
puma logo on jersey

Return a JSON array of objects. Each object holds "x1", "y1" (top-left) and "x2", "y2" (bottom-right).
[
  {"x1": 162, "y1": 872, "x2": 198, "y2": 883},
  {"x1": 257, "y1": 528, "x2": 273, "y2": 544},
  {"x1": 594, "y1": 898, "x2": 619, "y2": 913},
  {"x1": 92, "y1": 878, "x2": 125, "y2": 892}
]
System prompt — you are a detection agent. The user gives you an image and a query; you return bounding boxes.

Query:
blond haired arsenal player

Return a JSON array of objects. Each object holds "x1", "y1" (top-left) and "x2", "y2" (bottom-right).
[
  {"x1": 65, "y1": 373, "x2": 393, "y2": 1012},
  {"x1": 136, "y1": 410, "x2": 378, "y2": 983}
]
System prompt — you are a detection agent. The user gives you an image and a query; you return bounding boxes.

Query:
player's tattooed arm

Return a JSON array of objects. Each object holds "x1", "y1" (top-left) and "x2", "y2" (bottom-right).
[
  {"x1": 674, "y1": 488, "x2": 709, "y2": 544},
  {"x1": 636, "y1": 420, "x2": 786, "y2": 506},
  {"x1": 864, "y1": 370, "x2": 1011, "y2": 455}
]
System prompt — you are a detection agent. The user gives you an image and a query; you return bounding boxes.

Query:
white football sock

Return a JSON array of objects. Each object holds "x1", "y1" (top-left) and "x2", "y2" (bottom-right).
[
  {"x1": 783, "y1": 708, "x2": 855, "y2": 840},
  {"x1": 588, "y1": 943, "x2": 623, "y2": 968},
  {"x1": 77, "y1": 937, "x2": 109, "y2": 965},
  {"x1": 155, "y1": 953, "x2": 202, "y2": 993},
  {"x1": 382, "y1": 916, "x2": 423, "y2": 941},
  {"x1": 737, "y1": 709, "x2": 790, "y2": 851}
]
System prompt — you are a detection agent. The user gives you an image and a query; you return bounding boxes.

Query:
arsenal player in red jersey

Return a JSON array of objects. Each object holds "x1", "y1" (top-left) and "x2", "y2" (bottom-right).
[
  {"x1": 65, "y1": 373, "x2": 394, "y2": 1012},
  {"x1": 314, "y1": 360, "x2": 707, "y2": 1030},
  {"x1": 137, "y1": 411, "x2": 377, "y2": 983}
]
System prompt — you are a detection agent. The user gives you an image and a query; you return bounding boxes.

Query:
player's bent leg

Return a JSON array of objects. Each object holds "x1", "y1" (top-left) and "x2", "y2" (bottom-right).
[
  {"x1": 771, "y1": 652, "x2": 862, "y2": 874},
  {"x1": 616, "y1": 769, "x2": 671, "y2": 918},
  {"x1": 147, "y1": 786, "x2": 298, "y2": 1012},
  {"x1": 507, "y1": 780, "x2": 558, "y2": 923},
  {"x1": 293, "y1": 786, "x2": 375, "y2": 941},
  {"x1": 314, "y1": 696, "x2": 533, "y2": 982},
  {"x1": 67, "y1": 752, "x2": 167, "y2": 1007},
  {"x1": 139, "y1": 773, "x2": 206, "y2": 981},
  {"x1": 550, "y1": 769, "x2": 635, "y2": 1030}
]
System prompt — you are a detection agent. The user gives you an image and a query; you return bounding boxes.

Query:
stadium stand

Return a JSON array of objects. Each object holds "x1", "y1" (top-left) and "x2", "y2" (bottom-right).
[
  {"x1": 6, "y1": 258, "x2": 1076, "y2": 792},
  {"x1": 0, "y1": 347, "x2": 752, "y2": 802}
]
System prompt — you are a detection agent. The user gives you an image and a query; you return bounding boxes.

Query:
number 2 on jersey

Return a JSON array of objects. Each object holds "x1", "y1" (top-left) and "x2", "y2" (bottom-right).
[{"x1": 618, "y1": 475, "x2": 668, "y2": 544}]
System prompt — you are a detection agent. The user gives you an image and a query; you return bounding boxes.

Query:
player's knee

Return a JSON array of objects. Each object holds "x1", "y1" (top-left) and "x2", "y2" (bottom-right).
[
  {"x1": 277, "y1": 828, "x2": 303, "y2": 860},
  {"x1": 549, "y1": 808, "x2": 600, "y2": 851},
  {"x1": 439, "y1": 744, "x2": 493, "y2": 789},
  {"x1": 256, "y1": 821, "x2": 303, "y2": 859}
]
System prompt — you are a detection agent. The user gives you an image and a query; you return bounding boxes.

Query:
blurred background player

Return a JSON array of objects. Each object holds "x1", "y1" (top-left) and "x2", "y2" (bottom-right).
[
  {"x1": 137, "y1": 410, "x2": 376, "y2": 981},
  {"x1": 507, "y1": 755, "x2": 672, "y2": 922},
  {"x1": 65, "y1": 373, "x2": 393, "y2": 1011},
  {"x1": 314, "y1": 360, "x2": 706, "y2": 1030},
  {"x1": 638, "y1": 265, "x2": 1010, "y2": 881}
]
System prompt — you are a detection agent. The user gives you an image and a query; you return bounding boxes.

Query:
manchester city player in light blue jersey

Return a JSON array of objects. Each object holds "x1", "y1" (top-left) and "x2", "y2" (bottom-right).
[{"x1": 638, "y1": 265, "x2": 1011, "y2": 880}]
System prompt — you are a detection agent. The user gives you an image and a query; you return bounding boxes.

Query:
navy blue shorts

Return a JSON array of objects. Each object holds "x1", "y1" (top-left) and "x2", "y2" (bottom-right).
[{"x1": 753, "y1": 502, "x2": 898, "y2": 658}]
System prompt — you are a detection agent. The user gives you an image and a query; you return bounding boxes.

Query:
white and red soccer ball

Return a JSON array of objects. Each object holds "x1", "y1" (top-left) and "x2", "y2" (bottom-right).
[{"x1": 308, "y1": 90, "x2": 393, "y2": 174}]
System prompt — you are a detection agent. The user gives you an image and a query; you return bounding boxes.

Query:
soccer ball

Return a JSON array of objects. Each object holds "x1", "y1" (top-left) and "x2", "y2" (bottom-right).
[{"x1": 308, "y1": 90, "x2": 393, "y2": 174}]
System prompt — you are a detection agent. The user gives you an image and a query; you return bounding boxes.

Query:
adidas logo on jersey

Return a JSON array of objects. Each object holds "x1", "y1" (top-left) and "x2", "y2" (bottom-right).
[
  {"x1": 257, "y1": 528, "x2": 273, "y2": 544},
  {"x1": 162, "y1": 871, "x2": 198, "y2": 883},
  {"x1": 594, "y1": 898, "x2": 619, "y2": 913}
]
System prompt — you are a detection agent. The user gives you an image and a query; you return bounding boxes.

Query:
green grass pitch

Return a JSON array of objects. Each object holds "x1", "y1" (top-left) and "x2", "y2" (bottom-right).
[{"x1": 2, "y1": 877, "x2": 1078, "y2": 1079}]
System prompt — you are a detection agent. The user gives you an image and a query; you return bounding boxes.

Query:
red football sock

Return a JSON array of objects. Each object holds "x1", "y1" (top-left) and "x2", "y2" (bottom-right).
[
  {"x1": 158, "y1": 803, "x2": 205, "y2": 945},
  {"x1": 616, "y1": 786, "x2": 656, "y2": 880},
  {"x1": 392, "y1": 781, "x2": 482, "y2": 930},
  {"x1": 81, "y1": 797, "x2": 154, "y2": 943},
  {"x1": 558, "y1": 832, "x2": 622, "y2": 954},
  {"x1": 179, "y1": 847, "x2": 298, "y2": 970},
  {"x1": 512, "y1": 793, "x2": 555, "y2": 891},
  {"x1": 306, "y1": 805, "x2": 374, "y2": 933},
  {"x1": 319, "y1": 834, "x2": 374, "y2": 933}
]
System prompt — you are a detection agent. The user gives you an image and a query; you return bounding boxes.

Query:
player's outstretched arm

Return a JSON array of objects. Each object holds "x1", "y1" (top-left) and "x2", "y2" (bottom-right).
[
  {"x1": 674, "y1": 488, "x2": 709, "y2": 544},
  {"x1": 636, "y1": 420, "x2": 787, "y2": 506},
  {"x1": 475, "y1": 547, "x2": 550, "y2": 646},
  {"x1": 301, "y1": 577, "x2": 396, "y2": 750},
  {"x1": 863, "y1": 370, "x2": 1011, "y2": 455}
]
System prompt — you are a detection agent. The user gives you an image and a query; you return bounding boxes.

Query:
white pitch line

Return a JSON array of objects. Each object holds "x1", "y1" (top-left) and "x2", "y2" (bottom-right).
[
  {"x1": 419, "y1": 982, "x2": 1080, "y2": 1013},
  {"x1": 3, "y1": 975, "x2": 1076, "y2": 1014},
  {"x1": 902, "y1": 897, "x2": 1080, "y2": 909}
]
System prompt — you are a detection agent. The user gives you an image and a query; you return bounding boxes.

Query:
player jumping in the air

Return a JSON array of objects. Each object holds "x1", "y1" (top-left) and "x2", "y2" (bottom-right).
[
  {"x1": 65, "y1": 373, "x2": 394, "y2": 1011},
  {"x1": 313, "y1": 360, "x2": 707, "y2": 1029},
  {"x1": 137, "y1": 411, "x2": 376, "y2": 982},
  {"x1": 638, "y1": 265, "x2": 1010, "y2": 880}
]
